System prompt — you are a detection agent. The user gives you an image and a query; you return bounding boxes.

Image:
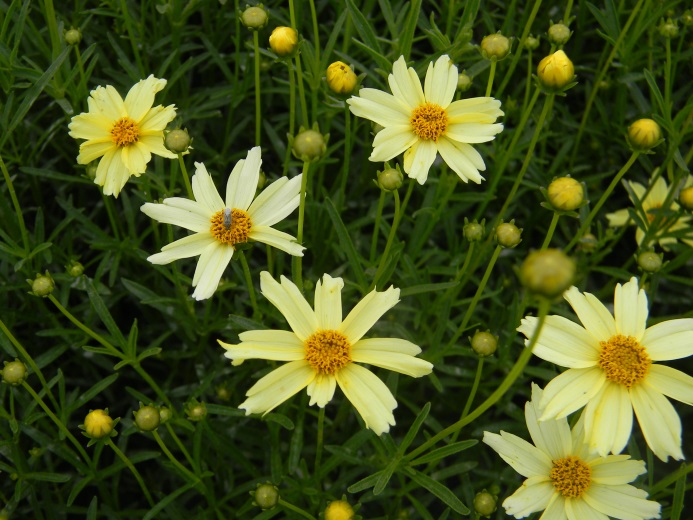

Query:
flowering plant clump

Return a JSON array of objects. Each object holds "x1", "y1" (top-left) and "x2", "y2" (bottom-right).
[{"x1": 5, "y1": 2, "x2": 692, "y2": 518}]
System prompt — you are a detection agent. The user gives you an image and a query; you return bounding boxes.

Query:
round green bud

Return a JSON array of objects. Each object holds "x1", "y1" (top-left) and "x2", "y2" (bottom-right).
[
  {"x1": 324, "y1": 500, "x2": 355, "y2": 520},
  {"x1": 679, "y1": 186, "x2": 693, "y2": 211},
  {"x1": 457, "y1": 72, "x2": 472, "y2": 92},
  {"x1": 86, "y1": 162, "x2": 98, "y2": 179},
  {"x1": 378, "y1": 168, "x2": 403, "y2": 191},
  {"x1": 627, "y1": 119, "x2": 662, "y2": 151},
  {"x1": 134, "y1": 405, "x2": 160, "y2": 432},
  {"x1": 2, "y1": 359, "x2": 28, "y2": 386},
  {"x1": 292, "y1": 129, "x2": 326, "y2": 162},
  {"x1": 520, "y1": 249, "x2": 576, "y2": 298},
  {"x1": 159, "y1": 406, "x2": 172, "y2": 424},
  {"x1": 658, "y1": 18, "x2": 678, "y2": 38},
  {"x1": 257, "y1": 170, "x2": 267, "y2": 191},
  {"x1": 682, "y1": 10, "x2": 693, "y2": 27},
  {"x1": 254, "y1": 483, "x2": 279, "y2": 510},
  {"x1": 164, "y1": 128, "x2": 191, "y2": 154},
  {"x1": 463, "y1": 221, "x2": 484, "y2": 242},
  {"x1": 579, "y1": 233, "x2": 598, "y2": 253},
  {"x1": 525, "y1": 34, "x2": 540, "y2": 50},
  {"x1": 496, "y1": 222, "x2": 522, "y2": 248},
  {"x1": 480, "y1": 33, "x2": 511, "y2": 61},
  {"x1": 64, "y1": 28, "x2": 82, "y2": 46},
  {"x1": 31, "y1": 272, "x2": 54, "y2": 297},
  {"x1": 66, "y1": 260, "x2": 84, "y2": 277},
  {"x1": 473, "y1": 490, "x2": 497, "y2": 517},
  {"x1": 470, "y1": 331, "x2": 497, "y2": 357},
  {"x1": 548, "y1": 177, "x2": 584, "y2": 211},
  {"x1": 637, "y1": 251, "x2": 662, "y2": 273},
  {"x1": 83, "y1": 409, "x2": 114, "y2": 439},
  {"x1": 548, "y1": 23, "x2": 571, "y2": 45},
  {"x1": 241, "y1": 6, "x2": 268, "y2": 30},
  {"x1": 186, "y1": 401, "x2": 207, "y2": 422}
]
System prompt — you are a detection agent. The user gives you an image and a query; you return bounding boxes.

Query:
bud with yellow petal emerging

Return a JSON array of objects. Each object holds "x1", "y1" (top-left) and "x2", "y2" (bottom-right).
[
  {"x1": 547, "y1": 177, "x2": 584, "y2": 211},
  {"x1": 269, "y1": 26, "x2": 298, "y2": 57},
  {"x1": 326, "y1": 61, "x2": 357, "y2": 95},
  {"x1": 627, "y1": 118, "x2": 662, "y2": 151},
  {"x1": 324, "y1": 500, "x2": 355, "y2": 520},
  {"x1": 537, "y1": 50, "x2": 575, "y2": 91},
  {"x1": 82, "y1": 409, "x2": 116, "y2": 441}
]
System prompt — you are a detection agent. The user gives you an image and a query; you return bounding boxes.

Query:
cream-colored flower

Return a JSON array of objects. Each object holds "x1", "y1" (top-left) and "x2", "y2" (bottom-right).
[
  {"x1": 218, "y1": 272, "x2": 433, "y2": 435},
  {"x1": 606, "y1": 174, "x2": 693, "y2": 248},
  {"x1": 68, "y1": 75, "x2": 177, "y2": 197},
  {"x1": 347, "y1": 55, "x2": 503, "y2": 185},
  {"x1": 141, "y1": 147, "x2": 303, "y2": 300},
  {"x1": 483, "y1": 384, "x2": 660, "y2": 520},
  {"x1": 518, "y1": 277, "x2": 693, "y2": 461}
]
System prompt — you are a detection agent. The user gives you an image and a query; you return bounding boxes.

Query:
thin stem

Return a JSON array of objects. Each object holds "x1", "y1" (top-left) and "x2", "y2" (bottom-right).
[
  {"x1": 0, "y1": 156, "x2": 30, "y2": 253},
  {"x1": 315, "y1": 407, "x2": 325, "y2": 478},
  {"x1": 451, "y1": 357, "x2": 485, "y2": 442},
  {"x1": 278, "y1": 499, "x2": 317, "y2": 520},
  {"x1": 563, "y1": 0, "x2": 574, "y2": 23},
  {"x1": 119, "y1": 0, "x2": 145, "y2": 75},
  {"x1": 370, "y1": 191, "x2": 386, "y2": 263},
  {"x1": 370, "y1": 189, "x2": 402, "y2": 291},
  {"x1": 178, "y1": 154, "x2": 193, "y2": 199},
  {"x1": 541, "y1": 212, "x2": 560, "y2": 250},
  {"x1": 446, "y1": 0, "x2": 457, "y2": 37},
  {"x1": 102, "y1": 194, "x2": 121, "y2": 240},
  {"x1": 165, "y1": 423, "x2": 196, "y2": 469},
  {"x1": 565, "y1": 152, "x2": 640, "y2": 252},
  {"x1": 292, "y1": 161, "x2": 311, "y2": 289},
  {"x1": 152, "y1": 431, "x2": 202, "y2": 489},
  {"x1": 239, "y1": 251, "x2": 259, "y2": 317},
  {"x1": 253, "y1": 31, "x2": 262, "y2": 146},
  {"x1": 485, "y1": 61, "x2": 497, "y2": 97},
  {"x1": 337, "y1": 107, "x2": 352, "y2": 209},
  {"x1": 664, "y1": 36, "x2": 672, "y2": 114},
  {"x1": 106, "y1": 438, "x2": 155, "y2": 507},
  {"x1": 132, "y1": 363, "x2": 172, "y2": 408},
  {"x1": 309, "y1": 0, "x2": 320, "y2": 119},
  {"x1": 283, "y1": 62, "x2": 297, "y2": 177},
  {"x1": 406, "y1": 298, "x2": 551, "y2": 461},
  {"x1": 294, "y1": 54, "x2": 310, "y2": 127}
]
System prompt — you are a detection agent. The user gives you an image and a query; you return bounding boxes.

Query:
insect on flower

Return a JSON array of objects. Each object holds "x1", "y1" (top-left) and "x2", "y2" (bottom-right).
[{"x1": 223, "y1": 207, "x2": 233, "y2": 229}]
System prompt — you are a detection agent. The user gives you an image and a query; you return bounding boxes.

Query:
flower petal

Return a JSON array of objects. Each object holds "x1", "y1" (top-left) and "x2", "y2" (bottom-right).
[
  {"x1": 351, "y1": 343, "x2": 432, "y2": 378},
  {"x1": 641, "y1": 319, "x2": 693, "y2": 361},
  {"x1": 240, "y1": 360, "x2": 316, "y2": 415},
  {"x1": 502, "y1": 478, "x2": 555, "y2": 518},
  {"x1": 565, "y1": 498, "x2": 608, "y2": 520},
  {"x1": 645, "y1": 364, "x2": 693, "y2": 405},
  {"x1": 98, "y1": 149, "x2": 130, "y2": 198},
  {"x1": 226, "y1": 147, "x2": 261, "y2": 211},
  {"x1": 307, "y1": 373, "x2": 337, "y2": 407},
  {"x1": 403, "y1": 139, "x2": 437, "y2": 184},
  {"x1": 69, "y1": 112, "x2": 113, "y2": 140},
  {"x1": 124, "y1": 75, "x2": 167, "y2": 122},
  {"x1": 77, "y1": 141, "x2": 117, "y2": 164},
  {"x1": 482, "y1": 431, "x2": 552, "y2": 478},
  {"x1": 589, "y1": 456, "x2": 646, "y2": 486},
  {"x1": 335, "y1": 363, "x2": 397, "y2": 435},
  {"x1": 140, "y1": 199, "x2": 211, "y2": 233},
  {"x1": 219, "y1": 330, "x2": 305, "y2": 365},
  {"x1": 446, "y1": 97, "x2": 503, "y2": 122},
  {"x1": 423, "y1": 55, "x2": 457, "y2": 107},
  {"x1": 540, "y1": 368, "x2": 606, "y2": 419},
  {"x1": 444, "y1": 122, "x2": 504, "y2": 143},
  {"x1": 339, "y1": 285, "x2": 400, "y2": 344},
  {"x1": 314, "y1": 274, "x2": 344, "y2": 330},
  {"x1": 564, "y1": 286, "x2": 616, "y2": 341},
  {"x1": 191, "y1": 162, "x2": 224, "y2": 213},
  {"x1": 582, "y1": 382, "x2": 633, "y2": 456},
  {"x1": 436, "y1": 138, "x2": 484, "y2": 184},
  {"x1": 247, "y1": 174, "x2": 301, "y2": 227},
  {"x1": 90, "y1": 85, "x2": 126, "y2": 121},
  {"x1": 138, "y1": 105, "x2": 176, "y2": 133},
  {"x1": 347, "y1": 88, "x2": 411, "y2": 126},
  {"x1": 388, "y1": 56, "x2": 425, "y2": 110},
  {"x1": 606, "y1": 208, "x2": 630, "y2": 227},
  {"x1": 191, "y1": 242, "x2": 233, "y2": 300},
  {"x1": 518, "y1": 315, "x2": 599, "y2": 368},
  {"x1": 614, "y1": 277, "x2": 648, "y2": 340},
  {"x1": 631, "y1": 383, "x2": 683, "y2": 461},
  {"x1": 583, "y1": 483, "x2": 661, "y2": 520},
  {"x1": 139, "y1": 133, "x2": 176, "y2": 159},
  {"x1": 259, "y1": 272, "x2": 318, "y2": 341},
  {"x1": 370, "y1": 125, "x2": 418, "y2": 162},
  {"x1": 147, "y1": 232, "x2": 216, "y2": 264},
  {"x1": 249, "y1": 226, "x2": 304, "y2": 256},
  {"x1": 351, "y1": 337, "x2": 422, "y2": 356},
  {"x1": 525, "y1": 384, "x2": 572, "y2": 460}
]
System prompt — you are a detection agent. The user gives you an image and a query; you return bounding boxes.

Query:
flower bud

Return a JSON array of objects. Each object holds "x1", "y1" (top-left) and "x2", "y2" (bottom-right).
[
  {"x1": 185, "y1": 400, "x2": 207, "y2": 422},
  {"x1": 496, "y1": 221, "x2": 522, "y2": 248},
  {"x1": 257, "y1": 170, "x2": 267, "y2": 190},
  {"x1": 548, "y1": 23, "x2": 571, "y2": 45},
  {"x1": 578, "y1": 233, "x2": 598, "y2": 253},
  {"x1": 627, "y1": 119, "x2": 662, "y2": 151},
  {"x1": 29, "y1": 271, "x2": 54, "y2": 297},
  {"x1": 164, "y1": 128, "x2": 191, "y2": 154},
  {"x1": 324, "y1": 500, "x2": 355, "y2": 520},
  {"x1": 269, "y1": 26, "x2": 298, "y2": 57},
  {"x1": 64, "y1": 28, "x2": 82, "y2": 46},
  {"x1": 464, "y1": 220, "x2": 485, "y2": 242},
  {"x1": 470, "y1": 331, "x2": 497, "y2": 357},
  {"x1": 83, "y1": 409, "x2": 114, "y2": 439},
  {"x1": 134, "y1": 404, "x2": 161, "y2": 432},
  {"x1": 253, "y1": 483, "x2": 279, "y2": 510},
  {"x1": 473, "y1": 490, "x2": 497, "y2": 517},
  {"x1": 658, "y1": 18, "x2": 678, "y2": 38},
  {"x1": 292, "y1": 128, "x2": 326, "y2": 162},
  {"x1": 456, "y1": 72, "x2": 472, "y2": 92},
  {"x1": 66, "y1": 260, "x2": 84, "y2": 277},
  {"x1": 2, "y1": 359, "x2": 28, "y2": 386},
  {"x1": 525, "y1": 34, "x2": 540, "y2": 50},
  {"x1": 377, "y1": 167, "x2": 403, "y2": 191},
  {"x1": 326, "y1": 61, "x2": 358, "y2": 95},
  {"x1": 537, "y1": 50, "x2": 575, "y2": 91},
  {"x1": 680, "y1": 186, "x2": 693, "y2": 211},
  {"x1": 159, "y1": 406, "x2": 173, "y2": 424},
  {"x1": 480, "y1": 33, "x2": 511, "y2": 61},
  {"x1": 682, "y1": 10, "x2": 693, "y2": 27},
  {"x1": 547, "y1": 177, "x2": 584, "y2": 211},
  {"x1": 241, "y1": 5, "x2": 268, "y2": 30},
  {"x1": 637, "y1": 251, "x2": 662, "y2": 273},
  {"x1": 520, "y1": 249, "x2": 575, "y2": 298}
]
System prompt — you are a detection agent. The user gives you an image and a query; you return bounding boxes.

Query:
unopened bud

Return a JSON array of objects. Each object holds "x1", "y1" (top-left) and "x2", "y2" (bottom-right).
[
  {"x1": 457, "y1": 72, "x2": 472, "y2": 92},
  {"x1": 254, "y1": 483, "x2": 279, "y2": 510},
  {"x1": 579, "y1": 233, "x2": 598, "y2": 253},
  {"x1": 324, "y1": 500, "x2": 355, "y2": 520},
  {"x1": 64, "y1": 28, "x2": 82, "y2": 46},
  {"x1": 185, "y1": 400, "x2": 207, "y2": 422},
  {"x1": 627, "y1": 119, "x2": 662, "y2": 151},
  {"x1": 66, "y1": 260, "x2": 84, "y2": 277},
  {"x1": 520, "y1": 249, "x2": 575, "y2": 298},
  {"x1": 241, "y1": 5, "x2": 268, "y2": 30},
  {"x1": 164, "y1": 128, "x2": 191, "y2": 154},
  {"x1": 537, "y1": 50, "x2": 575, "y2": 91},
  {"x1": 326, "y1": 61, "x2": 358, "y2": 95},
  {"x1": 480, "y1": 33, "x2": 511, "y2": 61},
  {"x1": 473, "y1": 490, "x2": 497, "y2": 517},
  {"x1": 680, "y1": 186, "x2": 693, "y2": 210},
  {"x1": 378, "y1": 167, "x2": 403, "y2": 191},
  {"x1": 471, "y1": 331, "x2": 497, "y2": 357},
  {"x1": 682, "y1": 10, "x2": 693, "y2": 27},
  {"x1": 292, "y1": 128, "x2": 326, "y2": 162},
  {"x1": 548, "y1": 23, "x2": 571, "y2": 45},
  {"x1": 637, "y1": 251, "x2": 662, "y2": 273},
  {"x1": 29, "y1": 272, "x2": 54, "y2": 297},
  {"x1": 269, "y1": 26, "x2": 298, "y2": 57},
  {"x1": 658, "y1": 18, "x2": 678, "y2": 38},
  {"x1": 548, "y1": 177, "x2": 584, "y2": 211},
  {"x1": 496, "y1": 221, "x2": 522, "y2": 248},
  {"x1": 159, "y1": 406, "x2": 172, "y2": 424},
  {"x1": 2, "y1": 359, "x2": 28, "y2": 386},
  {"x1": 134, "y1": 405, "x2": 161, "y2": 432},
  {"x1": 83, "y1": 409, "x2": 114, "y2": 439},
  {"x1": 525, "y1": 34, "x2": 540, "y2": 50}
]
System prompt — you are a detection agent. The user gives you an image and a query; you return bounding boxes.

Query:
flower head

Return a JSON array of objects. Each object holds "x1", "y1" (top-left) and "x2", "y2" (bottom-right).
[
  {"x1": 518, "y1": 278, "x2": 693, "y2": 461},
  {"x1": 347, "y1": 55, "x2": 503, "y2": 185},
  {"x1": 141, "y1": 147, "x2": 304, "y2": 300},
  {"x1": 606, "y1": 174, "x2": 693, "y2": 249},
  {"x1": 326, "y1": 61, "x2": 358, "y2": 95},
  {"x1": 68, "y1": 75, "x2": 177, "y2": 197},
  {"x1": 627, "y1": 119, "x2": 663, "y2": 151},
  {"x1": 218, "y1": 272, "x2": 433, "y2": 435},
  {"x1": 537, "y1": 50, "x2": 575, "y2": 91},
  {"x1": 82, "y1": 409, "x2": 115, "y2": 439},
  {"x1": 483, "y1": 384, "x2": 661, "y2": 520}
]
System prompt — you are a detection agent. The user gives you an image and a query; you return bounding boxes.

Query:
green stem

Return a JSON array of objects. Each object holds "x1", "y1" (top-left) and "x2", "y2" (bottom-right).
[
  {"x1": 337, "y1": 107, "x2": 352, "y2": 209},
  {"x1": 178, "y1": 154, "x2": 193, "y2": 199},
  {"x1": 485, "y1": 61, "x2": 497, "y2": 97},
  {"x1": 119, "y1": 0, "x2": 145, "y2": 75},
  {"x1": 370, "y1": 189, "x2": 402, "y2": 291},
  {"x1": 106, "y1": 438, "x2": 155, "y2": 506},
  {"x1": 292, "y1": 161, "x2": 311, "y2": 289},
  {"x1": 239, "y1": 251, "x2": 259, "y2": 317},
  {"x1": 370, "y1": 191, "x2": 386, "y2": 263},
  {"x1": 165, "y1": 422, "x2": 196, "y2": 469},
  {"x1": 446, "y1": 0, "x2": 457, "y2": 37},
  {"x1": 451, "y1": 357, "x2": 485, "y2": 443},
  {"x1": 295, "y1": 54, "x2": 310, "y2": 127},
  {"x1": 406, "y1": 298, "x2": 551, "y2": 461},
  {"x1": 541, "y1": 212, "x2": 560, "y2": 250},
  {"x1": 152, "y1": 430, "x2": 202, "y2": 490},
  {"x1": 132, "y1": 363, "x2": 172, "y2": 408},
  {"x1": 664, "y1": 36, "x2": 672, "y2": 115},
  {"x1": 102, "y1": 194, "x2": 121, "y2": 240},
  {"x1": 253, "y1": 31, "x2": 262, "y2": 146},
  {"x1": 650, "y1": 463, "x2": 693, "y2": 496},
  {"x1": 315, "y1": 407, "x2": 325, "y2": 478},
  {"x1": 565, "y1": 151, "x2": 640, "y2": 252},
  {"x1": 283, "y1": 61, "x2": 297, "y2": 177},
  {"x1": 0, "y1": 156, "x2": 30, "y2": 253},
  {"x1": 278, "y1": 499, "x2": 317, "y2": 520},
  {"x1": 309, "y1": 0, "x2": 320, "y2": 119}
]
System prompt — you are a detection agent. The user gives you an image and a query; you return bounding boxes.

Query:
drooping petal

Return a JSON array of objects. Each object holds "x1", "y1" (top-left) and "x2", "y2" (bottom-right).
[
  {"x1": 613, "y1": 277, "x2": 648, "y2": 340},
  {"x1": 403, "y1": 139, "x2": 437, "y2": 184},
  {"x1": 582, "y1": 382, "x2": 633, "y2": 456},
  {"x1": 306, "y1": 373, "x2": 337, "y2": 407},
  {"x1": 641, "y1": 319, "x2": 693, "y2": 361},
  {"x1": 583, "y1": 483, "x2": 661, "y2": 520},
  {"x1": 140, "y1": 200, "x2": 211, "y2": 233},
  {"x1": 370, "y1": 125, "x2": 418, "y2": 162},
  {"x1": 350, "y1": 345, "x2": 432, "y2": 378},
  {"x1": 563, "y1": 286, "x2": 617, "y2": 341},
  {"x1": 191, "y1": 162, "x2": 224, "y2": 213},
  {"x1": 249, "y1": 226, "x2": 304, "y2": 256},
  {"x1": 219, "y1": 330, "x2": 305, "y2": 365},
  {"x1": 630, "y1": 383, "x2": 683, "y2": 461},
  {"x1": 482, "y1": 431, "x2": 553, "y2": 478},
  {"x1": 423, "y1": 55, "x2": 457, "y2": 108},
  {"x1": 388, "y1": 56, "x2": 425, "y2": 110},
  {"x1": 146, "y1": 232, "x2": 216, "y2": 264},
  {"x1": 347, "y1": 88, "x2": 411, "y2": 127},
  {"x1": 240, "y1": 360, "x2": 316, "y2": 415},
  {"x1": 100, "y1": 150, "x2": 131, "y2": 198},
  {"x1": 436, "y1": 138, "x2": 484, "y2": 184},
  {"x1": 226, "y1": 147, "x2": 261, "y2": 211},
  {"x1": 501, "y1": 478, "x2": 555, "y2": 518},
  {"x1": 340, "y1": 285, "x2": 400, "y2": 344},
  {"x1": 335, "y1": 363, "x2": 397, "y2": 435},
  {"x1": 518, "y1": 315, "x2": 599, "y2": 368},
  {"x1": 589, "y1": 456, "x2": 646, "y2": 486},
  {"x1": 259, "y1": 272, "x2": 318, "y2": 341},
  {"x1": 191, "y1": 242, "x2": 233, "y2": 300},
  {"x1": 247, "y1": 174, "x2": 301, "y2": 227},
  {"x1": 314, "y1": 274, "x2": 344, "y2": 330},
  {"x1": 539, "y1": 368, "x2": 606, "y2": 419},
  {"x1": 645, "y1": 364, "x2": 693, "y2": 405},
  {"x1": 525, "y1": 384, "x2": 572, "y2": 460},
  {"x1": 123, "y1": 75, "x2": 167, "y2": 122}
]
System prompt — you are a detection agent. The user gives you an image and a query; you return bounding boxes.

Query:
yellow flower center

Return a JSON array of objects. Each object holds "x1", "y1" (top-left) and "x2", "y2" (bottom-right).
[
  {"x1": 410, "y1": 102, "x2": 448, "y2": 141},
  {"x1": 598, "y1": 334, "x2": 651, "y2": 388},
  {"x1": 304, "y1": 330, "x2": 351, "y2": 375},
  {"x1": 110, "y1": 117, "x2": 140, "y2": 147},
  {"x1": 550, "y1": 456, "x2": 591, "y2": 498},
  {"x1": 210, "y1": 208, "x2": 252, "y2": 245}
]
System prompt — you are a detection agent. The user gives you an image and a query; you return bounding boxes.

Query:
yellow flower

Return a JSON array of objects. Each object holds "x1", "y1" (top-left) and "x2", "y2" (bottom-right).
[
  {"x1": 141, "y1": 147, "x2": 304, "y2": 300},
  {"x1": 606, "y1": 174, "x2": 693, "y2": 249},
  {"x1": 324, "y1": 500, "x2": 355, "y2": 520},
  {"x1": 83, "y1": 409, "x2": 114, "y2": 439},
  {"x1": 547, "y1": 176, "x2": 584, "y2": 211},
  {"x1": 347, "y1": 55, "x2": 503, "y2": 185},
  {"x1": 518, "y1": 278, "x2": 693, "y2": 461},
  {"x1": 68, "y1": 75, "x2": 177, "y2": 197},
  {"x1": 484, "y1": 384, "x2": 660, "y2": 519},
  {"x1": 537, "y1": 50, "x2": 575, "y2": 90},
  {"x1": 269, "y1": 26, "x2": 298, "y2": 57},
  {"x1": 219, "y1": 272, "x2": 433, "y2": 435},
  {"x1": 627, "y1": 118, "x2": 663, "y2": 151}
]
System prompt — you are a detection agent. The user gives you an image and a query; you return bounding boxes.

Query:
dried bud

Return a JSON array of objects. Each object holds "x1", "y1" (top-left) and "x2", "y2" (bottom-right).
[
  {"x1": 83, "y1": 409, "x2": 115, "y2": 439},
  {"x1": 480, "y1": 33, "x2": 511, "y2": 61},
  {"x1": 269, "y1": 26, "x2": 298, "y2": 57},
  {"x1": 326, "y1": 61, "x2": 358, "y2": 95},
  {"x1": 496, "y1": 221, "x2": 522, "y2": 248},
  {"x1": 134, "y1": 404, "x2": 161, "y2": 432},
  {"x1": 471, "y1": 331, "x2": 498, "y2": 357},
  {"x1": 324, "y1": 500, "x2": 355, "y2": 520},
  {"x1": 520, "y1": 249, "x2": 575, "y2": 298},
  {"x1": 241, "y1": 5, "x2": 268, "y2": 30},
  {"x1": 627, "y1": 119, "x2": 662, "y2": 151},
  {"x1": 537, "y1": 50, "x2": 575, "y2": 91},
  {"x1": 64, "y1": 28, "x2": 82, "y2": 46},
  {"x1": 473, "y1": 490, "x2": 498, "y2": 517},
  {"x1": 548, "y1": 177, "x2": 584, "y2": 211},
  {"x1": 548, "y1": 23, "x2": 571, "y2": 45},
  {"x1": 164, "y1": 128, "x2": 192, "y2": 154},
  {"x1": 2, "y1": 359, "x2": 28, "y2": 386},
  {"x1": 637, "y1": 251, "x2": 662, "y2": 273},
  {"x1": 377, "y1": 167, "x2": 403, "y2": 191},
  {"x1": 254, "y1": 483, "x2": 280, "y2": 510}
]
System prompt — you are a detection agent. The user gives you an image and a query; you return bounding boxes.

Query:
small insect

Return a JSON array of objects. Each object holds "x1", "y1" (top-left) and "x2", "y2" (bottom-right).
[{"x1": 223, "y1": 208, "x2": 232, "y2": 229}]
